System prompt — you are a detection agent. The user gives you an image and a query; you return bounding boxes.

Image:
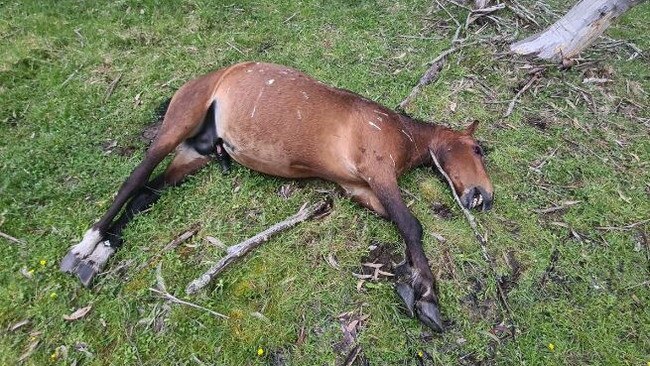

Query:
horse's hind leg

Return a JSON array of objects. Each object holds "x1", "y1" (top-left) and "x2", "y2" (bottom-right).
[
  {"x1": 73, "y1": 141, "x2": 215, "y2": 286},
  {"x1": 60, "y1": 90, "x2": 218, "y2": 278},
  {"x1": 59, "y1": 141, "x2": 177, "y2": 275}
]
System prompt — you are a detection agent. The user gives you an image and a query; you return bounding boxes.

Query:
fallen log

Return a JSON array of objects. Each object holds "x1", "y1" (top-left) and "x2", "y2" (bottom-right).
[{"x1": 510, "y1": 0, "x2": 644, "y2": 63}]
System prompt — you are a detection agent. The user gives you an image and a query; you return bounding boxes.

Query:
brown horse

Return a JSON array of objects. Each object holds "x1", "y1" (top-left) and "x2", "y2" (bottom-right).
[{"x1": 60, "y1": 62, "x2": 493, "y2": 331}]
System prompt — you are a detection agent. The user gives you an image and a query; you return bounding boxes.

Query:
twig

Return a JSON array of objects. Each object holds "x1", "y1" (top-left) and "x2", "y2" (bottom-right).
[
  {"x1": 103, "y1": 74, "x2": 122, "y2": 103},
  {"x1": 283, "y1": 12, "x2": 297, "y2": 23},
  {"x1": 504, "y1": 0, "x2": 540, "y2": 27},
  {"x1": 626, "y1": 280, "x2": 650, "y2": 290},
  {"x1": 430, "y1": 150, "x2": 515, "y2": 323},
  {"x1": 0, "y1": 230, "x2": 24, "y2": 244},
  {"x1": 503, "y1": 72, "x2": 541, "y2": 117},
  {"x1": 399, "y1": 46, "x2": 459, "y2": 110},
  {"x1": 399, "y1": 0, "x2": 504, "y2": 110},
  {"x1": 444, "y1": 0, "x2": 473, "y2": 12},
  {"x1": 133, "y1": 223, "x2": 201, "y2": 274},
  {"x1": 60, "y1": 69, "x2": 79, "y2": 87},
  {"x1": 596, "y1": 219, "x2": 650, "y2": 231},
  {"x1": 149, "y1": 287, "x2": 229, "y2": 319},
  {"x1": 225, "y1": 41, "x2": 245, "y2": 55},
  {"x1": 435, "y1": 0, "x2": 461, "y2": 28},
  {"x1": 533, "y1": 200, "x2": 581, "y2": 214},
  {"x1": 186, "y1": 200, "x2": 332, "y2": 294}
]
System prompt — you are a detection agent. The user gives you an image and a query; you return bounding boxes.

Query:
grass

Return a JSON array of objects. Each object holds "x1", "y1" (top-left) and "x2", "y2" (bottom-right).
[{"x1": 1, "y1": 0, "x2": 649, "y2": 364}]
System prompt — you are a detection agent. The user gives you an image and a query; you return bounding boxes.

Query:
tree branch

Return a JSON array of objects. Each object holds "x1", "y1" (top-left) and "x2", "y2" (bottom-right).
[{"x1": 186, "y1": 200, "x2": 332, "y2": 295}]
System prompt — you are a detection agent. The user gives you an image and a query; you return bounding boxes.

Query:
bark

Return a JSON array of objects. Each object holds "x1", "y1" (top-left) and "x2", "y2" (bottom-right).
[{"x1": 510, "y1": 0, "x2": 644, "y2": 62}]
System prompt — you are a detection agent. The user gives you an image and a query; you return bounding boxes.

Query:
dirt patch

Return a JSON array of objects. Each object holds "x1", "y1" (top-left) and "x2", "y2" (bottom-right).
[
  {"x1": 525, "y1": 115, "x2": 549, "y2": 130},
  {"x1": 461, "y1": 276, "x2": 498, "y2": 323},
  {"x1": 140, "y1": 121, "x2": 162, "y2": 145},
  {"x1": 138, "y1": 98, "x2": 170, "y2": 146},
  {"x1": 359, "y1": 241, "x2": 402, "y2": 277},
  {"x1": 268, "y1": 348, "x2": 289, "y2": 366},
  {"x1": 431, "y1": 202, "x2": 454, "y2": 220},
  {"x1": 537, "y1": 249, "x2": 576, "y2": 298},
  {"x1": 498, "y1": 250, "x2": 522, "y2": 294}
]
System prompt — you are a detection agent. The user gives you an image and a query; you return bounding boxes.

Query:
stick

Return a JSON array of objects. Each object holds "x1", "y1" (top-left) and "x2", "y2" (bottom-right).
[
  {"x1": 133, "y1": 223, "x2": 201, "y2": 274},
  {"x1": 503, "y1": 72, "x2": 540, "y2": 117},
  {"x1": 149, "y1": 287, "x2": 229, "y2": 319},
  {"x1": 186, "y1": 200, "x2": 332, "y2": 295},
  {"x1": 399, "y1": 47, "x2": 459, "y2": 110},
  {"x1": 0, "y1": 230, "x2": 24, "y2": 244},
  {"x1": 595, "y1": 218, "x2": 650, "y2": 231},
  {"x1": 399, "y1": 0, "x2": 504, "y2": 111},
  {"x1": 103, "y1": 74, "x2": 122, "y2": 103},
  {"x1": 430, "y1": 150, "x2": 515, "y2": 322},
  {"x1": 533, "y1": 200, "x2": 581, "y2": 214}
]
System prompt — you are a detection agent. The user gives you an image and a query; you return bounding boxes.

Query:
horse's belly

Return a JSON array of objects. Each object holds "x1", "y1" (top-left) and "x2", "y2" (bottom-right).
[{"x1": 222, "y1": 136, "x2": 315, "y2": 179}]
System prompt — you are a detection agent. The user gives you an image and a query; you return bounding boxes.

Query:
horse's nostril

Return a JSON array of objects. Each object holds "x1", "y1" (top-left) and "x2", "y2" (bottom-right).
[
  {"x1": 477, "y1": 186, "x2": 493, "y2": 211},
  {"x1": 461, "y1": 187, "x2": 477, "y2": 209}
]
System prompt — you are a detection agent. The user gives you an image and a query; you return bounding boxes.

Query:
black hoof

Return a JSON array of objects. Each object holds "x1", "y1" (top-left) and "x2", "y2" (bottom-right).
[
  {"x1": 76, "y1": 261, "x2": 99, "y2": 288},
  {"x1": 395, "y1": 282, "x2": 415, "y2": 317},
  {"x1": 394, "y1": 261, "x2": 444, "y2": 332},
  {"x1": 416, "y1": 301, "x2": 444, "y2": 333},
  {"x1": 60, "y1": 251, "x2": 81, "y2": 273}
]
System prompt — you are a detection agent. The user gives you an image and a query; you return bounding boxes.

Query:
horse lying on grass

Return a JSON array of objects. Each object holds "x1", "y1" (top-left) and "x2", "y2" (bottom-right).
[{"x1": 61, "y1": 62, "x2": 494, "y2": 331}]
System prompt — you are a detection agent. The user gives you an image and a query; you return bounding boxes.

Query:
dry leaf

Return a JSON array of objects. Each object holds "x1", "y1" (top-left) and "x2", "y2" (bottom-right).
[
  {"x1": 205, "y1": 236, "x2": 227, "y2": 250},
  {"x1": 10, "y1": 319, "x2": 30, "y2": 331},
  {"x1": 63, "y1": 305, "x2": 92, "y2": 321},
  {"x1": 356, "y1": 280, "x2": 365, "y2": 292},
  {"x1": 326, "y1": 253, "x2": 340, "y2": 269}
]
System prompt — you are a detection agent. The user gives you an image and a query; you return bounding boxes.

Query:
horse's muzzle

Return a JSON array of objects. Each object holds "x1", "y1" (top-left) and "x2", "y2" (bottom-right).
[{"x1": 460, "y1": 186, "x2": 493, "y2": 211}]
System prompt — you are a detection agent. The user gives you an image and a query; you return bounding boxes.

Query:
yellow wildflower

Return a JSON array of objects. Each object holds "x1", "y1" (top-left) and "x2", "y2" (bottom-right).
[
  {"x1": 548, "y1": 343, "x2": 555, "y2": 352},
  {"x1": 40, "y1": 259, "x2": 47, "y2": 266},
  {"x1": 28, "y1": 269, "x2": 34, "y2": 274},
  {"x1": 257, "y1": 348, "x2": 264, "y2": 356},
  {"x1": 417, "y1": 350, "x2": 424, "y2": 358},
  {"x1": 50, "y1": 292, "x2": 57, "y2": 299},
  {"x1": 50, "y1": 351, "x2": 58, "y2": 360}
]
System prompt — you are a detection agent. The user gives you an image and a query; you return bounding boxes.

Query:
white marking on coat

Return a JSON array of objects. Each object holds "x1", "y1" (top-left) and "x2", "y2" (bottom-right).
[
  {"x1": 368, "y1": 121, "x2": 382, "y2": 130},
  {"x1": 251, "y1": 90, "x2": 264, "y2": 117},
  {"x1": 297, "y1": 110, "x2": 302, "y2": 120},
  {"x1": 373, "y1": 109, "x2": 389, "y2": 116},
  {"x1": 246, "y1": 69, "x2": 252, "y2": 73},
  {"x1": 401, "y1": 129, "x2": 414, "y2": 142},
  {"x1": 266, "y1": 79, "x2": 275, "y2": 85},
  {"x1": 389, "y1": 154, "x2": 396, "y2": 167},
  {"x1": 301, "y1": 91, "x2": 309, "y2": 99}
]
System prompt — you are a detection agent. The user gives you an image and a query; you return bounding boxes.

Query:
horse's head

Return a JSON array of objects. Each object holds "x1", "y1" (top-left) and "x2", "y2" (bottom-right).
[{"x1": 431, "y1": 121, "x2": 494, "y2": 211}]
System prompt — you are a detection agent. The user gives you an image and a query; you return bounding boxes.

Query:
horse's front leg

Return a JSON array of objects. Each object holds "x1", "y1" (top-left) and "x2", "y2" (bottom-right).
[{"x1": 368, "y1": 176, "x2": 444, "y2": 332}]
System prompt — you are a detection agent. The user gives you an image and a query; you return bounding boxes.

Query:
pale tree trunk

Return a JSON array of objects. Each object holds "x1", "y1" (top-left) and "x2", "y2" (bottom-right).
[{"x1": 510, "y1": 0, "x2": 644, "y2": 63}]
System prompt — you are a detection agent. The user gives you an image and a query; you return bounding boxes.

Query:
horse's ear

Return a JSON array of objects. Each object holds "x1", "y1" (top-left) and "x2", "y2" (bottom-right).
[{"x1": 465, "y1": 120, "x2": 479, "y2": 135}]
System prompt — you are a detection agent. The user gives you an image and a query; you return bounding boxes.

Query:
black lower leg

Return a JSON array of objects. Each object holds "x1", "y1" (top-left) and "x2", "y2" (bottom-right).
[{"x1": 104, "y1": 174, "x2": 166, "y2": 248}]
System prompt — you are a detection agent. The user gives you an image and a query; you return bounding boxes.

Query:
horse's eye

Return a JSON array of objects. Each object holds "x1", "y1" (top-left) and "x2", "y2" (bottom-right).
[{"x1": 473, "y1": 145, "x2": 483, "y2": 156}]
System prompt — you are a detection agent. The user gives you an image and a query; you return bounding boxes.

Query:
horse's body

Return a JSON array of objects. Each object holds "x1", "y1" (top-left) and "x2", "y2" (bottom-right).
[{"x1": 60, "y1": 62, "x2": 494, "y2": 331}]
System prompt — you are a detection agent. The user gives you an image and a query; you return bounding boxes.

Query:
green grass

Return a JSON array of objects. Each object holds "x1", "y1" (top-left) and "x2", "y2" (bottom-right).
[{"x1": 1, "y1": 0, "x2": 649, "y2": 364}]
